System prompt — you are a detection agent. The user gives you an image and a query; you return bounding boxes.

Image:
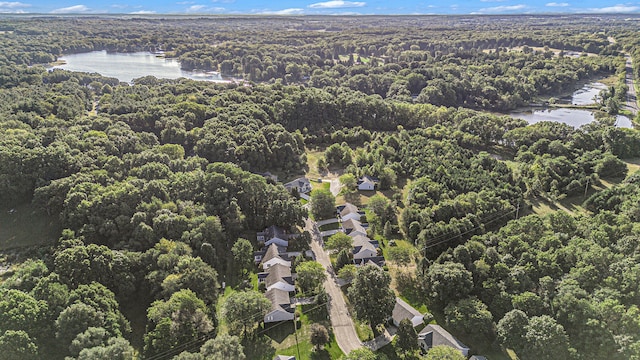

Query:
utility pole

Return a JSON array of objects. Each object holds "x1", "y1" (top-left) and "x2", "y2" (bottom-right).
[
  {"x1": 293, "y1": 305, "x2": 301, "y2": 360},
  {"x1": 515, "y1": 200, "x2": 520, "y2": 220}
]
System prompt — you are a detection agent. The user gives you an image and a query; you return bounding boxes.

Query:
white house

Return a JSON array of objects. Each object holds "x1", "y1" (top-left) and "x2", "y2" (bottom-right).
[
  {"x1": 264, "y1": 288, "x2": 295, "y2": 323},
  {"x1": 357, "y1": 175, "x2": 378, "y2": 191},
  {"x1": 339, "y1": 203, "x2": 362, "y2": 222},
  {"x1": 284, "y1": 177, "x2": 312, "y2": 194},
  {"x1": 391, "y1": 297, "x2": 424, "y2": 327},
  {"x1": 264, "y1": 263, "x2": 295, "y2": 292},
  {"x1": 261, "y1": 244, "x2": 291, "y2": 270},
  {"x1": 352, "y1": 234, "x2": 378, "y2": 260},
  {"x1": 418, "y1": 324, "x2": 470, "y2": 357}
]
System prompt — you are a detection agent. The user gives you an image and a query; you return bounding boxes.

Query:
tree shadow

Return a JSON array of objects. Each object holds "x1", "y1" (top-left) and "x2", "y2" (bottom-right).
[
  {"x1": 242, "y1": 334, "x2": 276, "y2": 360},
  {"x1": 310, "y1": 348, "x2": 331, "y2": 360},
  {"x1": 263, "y1": 321, "x2": 296, "y2": 344}
]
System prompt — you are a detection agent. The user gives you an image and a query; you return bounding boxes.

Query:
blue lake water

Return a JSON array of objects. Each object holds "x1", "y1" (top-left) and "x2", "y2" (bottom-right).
[{"x1": 50, "y1": 51, "x2": 231, "y2": 84}]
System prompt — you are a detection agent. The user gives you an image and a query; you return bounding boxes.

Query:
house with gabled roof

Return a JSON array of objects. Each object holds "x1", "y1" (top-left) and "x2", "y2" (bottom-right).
[
  {"x1": 357, "y1": 175, "x2": 379, "y2": 191},
  {"x1": 284, "y1": 177, "x2": 312, "y2": 194},
  {"x1": 261, "y1": 244, "x2": 291, "y2": 270},
  {"x1": 352, "y1": 234, "x2": 378, "y2": 261},
  {"x1": 257, "y1": 225, "x2": 290, "y2": 246},
  {"x1": 262, "y1": 263, "x2": 295, "y2": 292},
  {"x1": 342, "y1": 218, "x2": 367, "y2": 237},
  {"x1": 264, "y1": 288, "x2": 295, "y2": 323},
  {"x1": 418, "y1": 324, "x2": 470, "y2": 357},
  {"x1": 339, "y1": 203, "x2": 363, "y2": 222},
  {"x1": 391, "y1": 297, "x2": 424, "y2": 328}
]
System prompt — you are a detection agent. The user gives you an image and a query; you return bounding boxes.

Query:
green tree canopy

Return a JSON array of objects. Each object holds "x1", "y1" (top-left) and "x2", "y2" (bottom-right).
[{"x1": 347, "y1": 264, "x2": 395, "y2": 333}]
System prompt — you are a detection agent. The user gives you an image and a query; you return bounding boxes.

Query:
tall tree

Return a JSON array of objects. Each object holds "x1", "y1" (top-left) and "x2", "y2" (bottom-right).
[
  {"x1": 0, "y1": 330, "x2": 38, "y2": 360},
  {"x1": 395, "y1": 318, "x2": 419, "y2": 355},
  {"x1": 200, "y1": 333, "x2": 246, "y2": 360},
  {"x1": 222, "y1": 290, "x2": 271, "y2": 337},
  {"x1": 326, "y1": 232, "x2": 353, "y2": 253},
  {"x1": 296, "y1": 261, "x2": 327, "y2": 295},
  {"x1": 347, "y1": 264, "x2": 395, "y2": 334},
  {"x1": 310, "y1": 189, "x2": 336, "y2": 220},
  {"x1": 309, "y1": 323, "x2": 330, "y2": 350}
]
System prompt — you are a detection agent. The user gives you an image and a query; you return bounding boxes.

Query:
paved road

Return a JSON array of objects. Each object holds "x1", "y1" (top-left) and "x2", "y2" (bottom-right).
[
  {"x1": 305, "y1": 218, "x2": 362, "y2": 355},
  {"x1": 624, "y1": 54, "x2": 639, "y2": 117}
]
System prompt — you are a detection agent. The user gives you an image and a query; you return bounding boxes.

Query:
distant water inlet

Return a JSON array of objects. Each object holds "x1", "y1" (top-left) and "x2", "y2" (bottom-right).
[
  {"x1": 50, "y1": 51, "x2": 231, "y2": 84},
  {"x1": 509, "y1": 81, "x2": 634, "y2": 129},
  {"x1": 509, "y1": 108, "x2": 633, "y2": 129}
]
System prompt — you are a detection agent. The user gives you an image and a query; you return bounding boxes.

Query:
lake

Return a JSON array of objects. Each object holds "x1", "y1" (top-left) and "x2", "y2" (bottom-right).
[
  {"x1": 509, "y1": 108, "x2": 633, "y2": 128},
  {"x1": 50, "y1": 51, "x2": 232, "y2": 84},
  {"x1": 509, "y1": 80, "x2": 634, "y2": 129},
  {"x1": 565, "y1": 82, "x2": 607, "y2": 106}
]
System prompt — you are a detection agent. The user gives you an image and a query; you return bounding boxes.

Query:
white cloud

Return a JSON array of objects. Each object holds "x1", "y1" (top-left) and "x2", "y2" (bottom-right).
[
  {"x1": 0, "y1": 2, "x2": 30, "y2": 8},
  {"x1": 546, "y1": 2, "x2": 569, "y2": 6},
  {"x1": 186, "y1": 5, "x2": 206, "y2": 11},
  {"x1": 259, "y1": 8, "x2": 304, "y2": 14},
  {"x1": 51, "y1": 4, "x2": 90, "y2": 13},
  {"x1": 587, "y1": 4, "x2": 640, "y2": 12},
  {"x1": 130, "y1": 10, "x2": 157, "y2": 14},
  {"x1": 475, "y1": 4, "x2": 526, "y2": 13},
  {"x1": 185, "y1": 5, "x2": 225, "y2": 12},
  {"x1": 176, "y1": 1, "x2": 194, "y2": 4},
  {"x1": 308, "y1": 1, "x2": 366, "y2": 9}
]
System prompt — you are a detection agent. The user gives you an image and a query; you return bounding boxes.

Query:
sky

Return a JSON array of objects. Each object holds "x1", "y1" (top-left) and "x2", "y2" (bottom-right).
[{"x1": 0, "y1": 0, "x2": 639, "y2": 15}]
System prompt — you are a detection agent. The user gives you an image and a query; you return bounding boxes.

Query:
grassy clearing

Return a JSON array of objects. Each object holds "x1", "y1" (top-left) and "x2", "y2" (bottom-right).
[
  {"x1": 0, "y1": 201, "x2": 61, "y2": 251},
  {"x1": 267, "y1": 303, "x2": 343, "y2": 360}
]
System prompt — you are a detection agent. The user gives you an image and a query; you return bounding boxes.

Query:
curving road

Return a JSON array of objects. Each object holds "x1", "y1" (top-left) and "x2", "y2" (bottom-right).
[
  {"x1": 624, "y1": 54, "x2": 639, "y2": 117},
  {"x1": 305, "y1": 218, "x2": 362, "y2": 355}
]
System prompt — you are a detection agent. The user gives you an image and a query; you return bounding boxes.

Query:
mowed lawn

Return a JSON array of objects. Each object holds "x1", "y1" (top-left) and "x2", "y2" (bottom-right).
[{"x1": 0, "y1": 201, "x2": 60, "y2": 250}]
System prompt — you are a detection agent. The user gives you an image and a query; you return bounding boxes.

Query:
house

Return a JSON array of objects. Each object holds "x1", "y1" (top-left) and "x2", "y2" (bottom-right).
[
  {"x1": 261, "y1": 244, "x2": 291, "y2": 270},
  {"x1": 265, "y1": 237, "x2": 289, "y2": 248},
  {"x1": 391, "y1": 297, "x2": 424, "y2": 328},
  {"x1": 264, "y1": 288, "x2": 295, "y2": 323},
  {"x1": 339, "y1": 203, "x2": 362, "y2": 222},
  {"x1": 418, "y1": 324, "x2": 470, "y2": 357},
  {"x1": 352, "y1": 234, "x2": 378, "y2": 260},
  {"x1": 353, "y1": 256, "x2": 386, "y2": 267},
  {"x1": 342, "y1": 219, "x2": 367, "y2": 237},
  {"x1": 263, "y1": 263, "x2": 295, "y2": 292},
  {"x1": 257, "y1": 225, "x2": 288, "y2": 245},
  {"x1": 284, "y1": 177, "x2": 312, "y2": 194},
  {"x1": 357, "y1": 175, "x2": 378, "y2": 191}
]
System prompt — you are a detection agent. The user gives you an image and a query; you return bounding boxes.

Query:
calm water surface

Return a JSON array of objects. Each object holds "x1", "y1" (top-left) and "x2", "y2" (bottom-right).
[
  {"x1": 50, "y1": 51, "x2": 231, "y2": 83},
  {"x1": 510, "y1": 108, "x2": 633, "y2": 128}
]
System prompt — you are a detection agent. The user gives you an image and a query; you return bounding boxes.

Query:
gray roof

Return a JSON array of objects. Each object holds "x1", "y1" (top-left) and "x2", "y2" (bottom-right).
[
  {"x1": 470, "y1": 356, "x2": 488, "y2": 360},
  {"x1": 261, "y1": 243, "x2": 283, "y2": 265},
  {"x1": 265, "y1": 288, "x2": 293, "y2": 312},
  {"x1": 273, "y1": 356, "x2": 296, "y2": 360},
  {"x1": 265, "y1": 263, "x2": 293, "y2": 288},
  {"x1": 392, "y1": 297, "x2": 423, "y2": 326},
  {"x1": 284, "y1": 177, "x2": 311, "y2": 190},
  {"x1": 352, "y1": 234, "x2": 377, "y2": 255},
  {"x1": 418, "y1": 324, "x2": 469, "y2": 352},
  {"x1": 343, "y1": 219, "x2": 367, "y2": 235},
  {"x1": 340, "y1": 203, "x2": 360, "y2": 217}
]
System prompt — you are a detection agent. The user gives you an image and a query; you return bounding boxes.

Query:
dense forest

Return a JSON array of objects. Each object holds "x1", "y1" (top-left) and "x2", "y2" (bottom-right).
[{"x1": 0, "y1": 14, "x2": 640, "y2": 360}]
